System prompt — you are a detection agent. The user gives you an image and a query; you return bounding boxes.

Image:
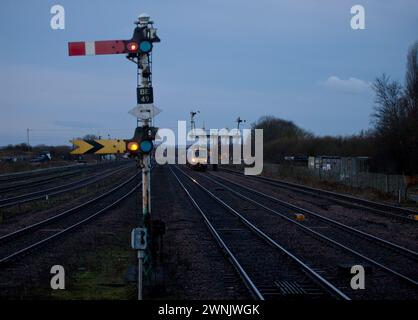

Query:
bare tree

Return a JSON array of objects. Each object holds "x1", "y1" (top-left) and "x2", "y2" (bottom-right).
[
  {"x1": 405, "y1": 41, "x2": 418, "y2": 112},
  {"x1": 371, "y1": 42, "x2": 418, "y2": 174},
  {"x1": 404, "y1": 42, "x2": 418, "y2": 173},
  {"x1": 371, "y1": 74, "x2": 404, "y2": 136}
]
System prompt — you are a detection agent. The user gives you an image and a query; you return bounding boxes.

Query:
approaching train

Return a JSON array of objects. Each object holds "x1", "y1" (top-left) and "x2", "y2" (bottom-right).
[{"x1": 187, "y1": 145, "x2": 208, "y2": 171}]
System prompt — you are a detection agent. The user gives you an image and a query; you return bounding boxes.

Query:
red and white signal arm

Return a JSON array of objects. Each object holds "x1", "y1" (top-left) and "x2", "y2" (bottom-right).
[{"x1": 68, "y1": 40, "x2": 128, "y2": 56}]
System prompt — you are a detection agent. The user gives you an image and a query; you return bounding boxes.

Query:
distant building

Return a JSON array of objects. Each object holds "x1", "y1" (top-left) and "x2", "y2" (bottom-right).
[
  {"x1": 284, "y1": 155, "x2": 309, "y2": 166},
  {"x1": 308, "y1": 156, "x2": 370, "y2": 178}
]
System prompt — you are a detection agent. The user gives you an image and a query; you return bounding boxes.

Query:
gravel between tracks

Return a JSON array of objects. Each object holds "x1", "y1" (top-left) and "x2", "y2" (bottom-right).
[
  {"x1": 0, "y1": 182, "x2": 139, "y2": 299},
  {"x1": 183, "y1": 167, "x2": 418, "y2": 300},
  {"x1": 150, "y1": 165, "x2": 250, "y2": 299},
  {"x1": 213, "y1": 170, "x2": 418, "y2": 252}
]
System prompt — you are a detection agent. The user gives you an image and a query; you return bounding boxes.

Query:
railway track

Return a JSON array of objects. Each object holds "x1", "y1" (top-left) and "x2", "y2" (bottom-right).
[
  {"x1": 204, "y1": 170, "x2": 418, "y2": 278},
  {"x1": 169, "y1": 165, "x2": 350, "y2": 300},
  {"x1": 0, "y1": 170, "x2": 84, "y2": 194},
  {"x1": 0, "y1": 169, "x2": 142, "y2": 265},
  {"x1": 220, "y1": 168, "x2": 418, "y2": 222},
  {"x1": 0, "y1": 163, "x2": 135, "y2": 209},
  {"x1": 176, "y1": 165, "x2": 418, "y2": 299},
  {"x1": 0, "y1": 161, "x2": 128, "y2": 194},
  {"x1": 0, "y1": 163, "x2": 89, "y2": 184}
]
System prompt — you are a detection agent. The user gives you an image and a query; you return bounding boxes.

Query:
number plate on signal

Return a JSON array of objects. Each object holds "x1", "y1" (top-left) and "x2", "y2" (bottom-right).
[{"x1": 137, "y1": 87, "x2": 154, "y2": 104}]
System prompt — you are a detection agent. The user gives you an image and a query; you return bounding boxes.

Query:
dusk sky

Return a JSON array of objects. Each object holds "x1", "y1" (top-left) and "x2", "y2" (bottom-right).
[{"x1": 0, "y1": 0, "x2": 417, "y2": 146}]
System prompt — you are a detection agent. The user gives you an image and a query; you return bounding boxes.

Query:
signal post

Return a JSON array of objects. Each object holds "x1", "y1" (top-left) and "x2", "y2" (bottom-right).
[{"x1": 69, "y1": 13, "x2": 161, "y2": 300}]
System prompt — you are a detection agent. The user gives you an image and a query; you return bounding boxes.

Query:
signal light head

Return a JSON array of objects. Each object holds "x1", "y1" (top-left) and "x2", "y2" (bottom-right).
[
  {"x1": 127, "y1": 141, "x2": 139, "y2": 152},
  {"x1": 127, "y1": 42, "x2": 139, "y2": 52},
  {"x1": 139, "y1": 140, "x2": 153, "y2": 154},
  {"x1": 139, "y1": 41, "x2": 152, "y2": 53}
]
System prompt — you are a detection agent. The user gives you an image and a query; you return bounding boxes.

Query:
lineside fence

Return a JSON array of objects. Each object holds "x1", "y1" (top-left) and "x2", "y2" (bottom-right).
[{"x1": 227, "y1": 163, "x2": 418, "y2": 203}]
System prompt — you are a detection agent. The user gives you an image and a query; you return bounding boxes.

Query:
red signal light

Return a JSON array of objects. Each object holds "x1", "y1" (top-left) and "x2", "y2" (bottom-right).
[{"x1": 127, "y1": 42, "x2": 138, "y2": 52}]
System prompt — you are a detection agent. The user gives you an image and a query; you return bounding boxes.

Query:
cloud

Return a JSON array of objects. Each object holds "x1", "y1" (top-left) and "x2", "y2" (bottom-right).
[{"x1": 319, "y1": 76, "x2": 372, "y2": 93}]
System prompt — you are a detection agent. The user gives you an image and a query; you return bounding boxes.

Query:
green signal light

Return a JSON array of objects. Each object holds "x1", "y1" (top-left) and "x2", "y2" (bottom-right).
[
  {"x1": 139, "y1": 41, "x2": 152, "y2": 53},
  {"x1": 140, "y1": 140, "x2": 153, "y2": 153}
]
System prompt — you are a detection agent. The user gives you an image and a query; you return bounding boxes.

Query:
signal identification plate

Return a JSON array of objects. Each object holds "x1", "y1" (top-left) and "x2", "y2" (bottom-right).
[{"x1": 137, "y1": 87, "x2": 154, "y2": 104}]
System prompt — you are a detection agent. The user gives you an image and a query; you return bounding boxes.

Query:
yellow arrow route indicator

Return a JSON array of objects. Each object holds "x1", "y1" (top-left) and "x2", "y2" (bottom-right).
[{"x1": 71, "y1": 139, "x2": 126, "y2": 155}]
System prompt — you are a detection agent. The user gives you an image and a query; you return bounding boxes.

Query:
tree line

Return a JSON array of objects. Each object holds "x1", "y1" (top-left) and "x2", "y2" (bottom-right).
[{"x1": 253, "y1": 42, "x2": 418, "y2": 175}]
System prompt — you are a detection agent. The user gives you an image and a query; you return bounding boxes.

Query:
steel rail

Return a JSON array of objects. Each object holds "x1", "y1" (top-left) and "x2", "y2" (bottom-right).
[
  {"x1": 207, "y1": 172, "x2": 418, "y2": 261},
  {"x1": 0, "y1": 170, "x2": 82, "y2": 193},
  {"x1": 0, "y1": 165, "x2": 133, "y2": 209},
  {"x1": 0, "y1": 170, "x2": 141, "y2": 245},
  {"x1": 0, "y1": 172, "x2": 142, "y2": 265},
  {"x1": 195, "y1": 169, "x2": 418, "y2": 287},
  {"x1": 169, "y1": 166, "x2": 264, "y2": 300},
  {"x1": 0, "y1": 163, "x2": 85, "y2": 181},
  {"x1": 0, "y1": 179, "x2": 142, "y2": 264},
  {"x1": 220, "y1": 168, "x2": 417, "y2": 222},
  {"x1": 173, "y1": 166, "x2": 350, "y2": 300}
]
